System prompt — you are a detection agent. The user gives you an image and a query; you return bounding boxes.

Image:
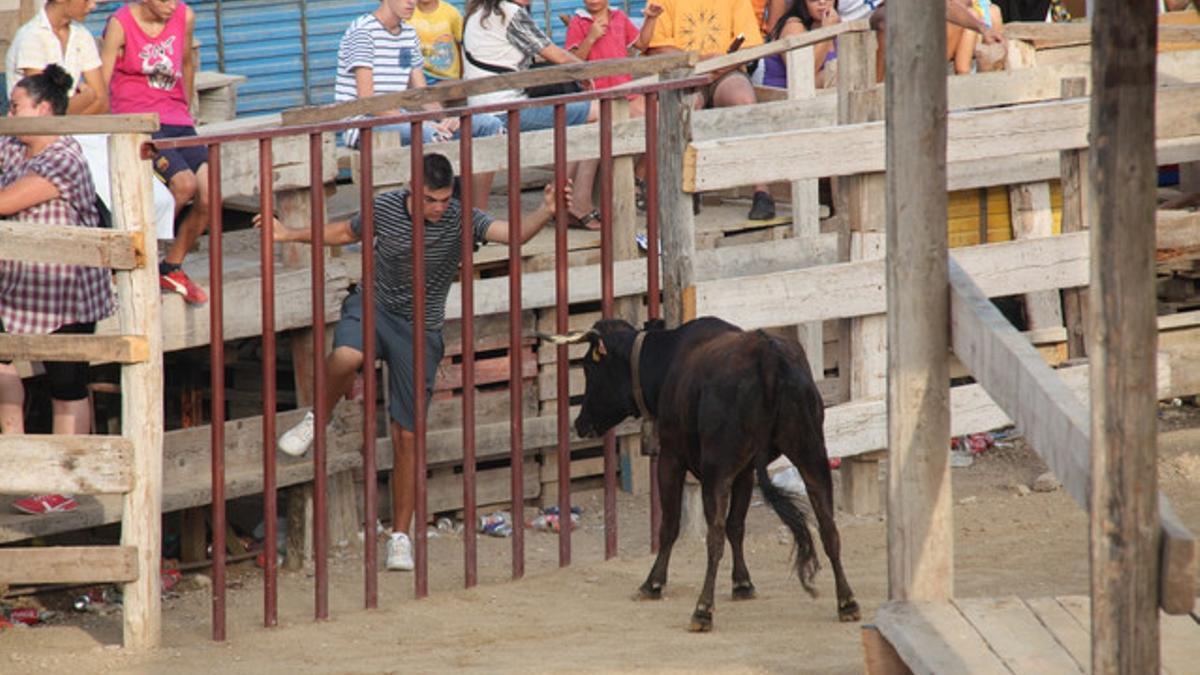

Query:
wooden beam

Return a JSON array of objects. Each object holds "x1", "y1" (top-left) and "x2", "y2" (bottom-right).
[
  {"x1": 0, "y1": 546, "x2": 138, "y2": 584},
  {"x1": 693, "y1": 20, "x2": 869, "y2": 74},
  {"x1": 281, "y1": 52, "x2": 695, "y2": 126},
  {"x1": 0, "y1": 435, "x2": 133, "y2": 494},
  {"x1": 1003, "y1": 20, "x2": 1200, "y2": 48},
  {"x1": 1158, "y1": 495, "x2": 1198, "y2": 616},
  {"x1": 1089, "y1": 1, "x2": 1164, "y2": 667},
  {"x1": 874, "y1": 601, "x2": 1010, "y2": 674},
  {"x1": 0, "y1": 114, "x2": 159, "y2": 135},
  {"x1": 656, "y1": 68, "x2": 696, "y2": 328},
  {"x1": 884, "y1": 0, "x2": 952, "y2": 603},
  {"x1": 684, "y1": 85, "x2": 1200, "y2": 191},
  {"x1": 0, "y1": 222, "x2": 142, "y2": 269},
  {"x1": 0, "y1": 334, "x2": 149, "y2": 364}
]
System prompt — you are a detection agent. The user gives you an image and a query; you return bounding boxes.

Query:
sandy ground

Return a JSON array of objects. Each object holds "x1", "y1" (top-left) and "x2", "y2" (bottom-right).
[{"x1": 3, "y1": 404, "x2": 1199, "y2": 674}]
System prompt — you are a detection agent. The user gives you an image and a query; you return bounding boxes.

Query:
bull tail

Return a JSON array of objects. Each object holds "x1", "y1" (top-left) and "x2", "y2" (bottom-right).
[{"x1": 755, "y1": 452, "x2": 820, "y2": 598}]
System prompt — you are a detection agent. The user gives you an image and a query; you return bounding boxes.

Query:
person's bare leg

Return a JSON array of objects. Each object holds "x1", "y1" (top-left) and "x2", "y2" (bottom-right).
[
  {"x1": 390, "y1": 423, "x2": 415, "y2": 536},
  {"x1": 0, "y1": 364, "x2": 25, "y2": 434},
  {"x1": 323, "y1": 346, "x2": 364, "y2": 420},
  {"x1": 570, "y1": 159, "x2": 601, "y2": 225},
  {"x1": 51, "y1": 397, "x2": 91, "y2": 435},
  {"x1": 711, "y1": 75, "x2": 772, "y2": 200},
  {"x1": 164, "y1": 164, "x2": 211, "y2": 266}
]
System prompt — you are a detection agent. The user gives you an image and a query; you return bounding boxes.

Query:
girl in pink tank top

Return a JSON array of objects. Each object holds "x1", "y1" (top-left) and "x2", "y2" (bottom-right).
[{"x1": 107, "y1": 0, "x2": 193, "y2": 126}]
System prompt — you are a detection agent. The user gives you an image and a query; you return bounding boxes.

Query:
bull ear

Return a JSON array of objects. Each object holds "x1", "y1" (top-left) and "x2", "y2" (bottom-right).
[{"x1": 592, "y1": 337, "x2": 607, "y2": 362}]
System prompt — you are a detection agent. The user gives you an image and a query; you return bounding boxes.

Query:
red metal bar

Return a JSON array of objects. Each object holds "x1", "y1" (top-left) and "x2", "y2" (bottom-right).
[
  {"x1": 209, "y1": 143, "x2": 227, "y2": 642},
  {"x1": 459, "y1": 115, "x2": 478, "y2": 588},
  {"x1": 506, "y1": 110, "x2": 525, "y2": 580},
  {"x1": 411, "y1": 123, "x2": 429, "y2": 599},
  {"x1": 149, "y1": 78, "x2": 712, "y2": 151},
  {"x1": 258, "y1": 138, "x2": 279, "y2": 626},
  {"x1": 599, "y1": 99, "x2": 618, "y2": 560},
  {"x1": 359, "y1": 128, "x2": 379, "y2": 609},
  {"x1": 309, "y1": 132, "x2": 329, "y2": 621},
  {"x1": 643, "y1": 93, "x2": 662, "y2": 553},
  {"x1": 553, "y1": 104, "x2": 571, "y2": 567}
]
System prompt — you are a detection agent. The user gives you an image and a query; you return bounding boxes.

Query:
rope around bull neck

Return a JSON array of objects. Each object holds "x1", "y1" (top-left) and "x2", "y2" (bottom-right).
[{"x1": 631, "y1": 331, "x2": 652, "y2": 421}]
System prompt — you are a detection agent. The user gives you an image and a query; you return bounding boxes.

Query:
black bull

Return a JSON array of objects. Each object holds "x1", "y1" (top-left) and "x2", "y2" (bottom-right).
[{"x1": 565, "y1": 317, "x2": 859, "y2": 631}]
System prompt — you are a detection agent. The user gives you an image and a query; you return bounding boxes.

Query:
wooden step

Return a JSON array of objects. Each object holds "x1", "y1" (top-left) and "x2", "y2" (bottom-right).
[
  {"x1": 0, "y1": 334, "x2": 149, "y2": 364},
  {"x1": 0, "y1": 546, "x2": 138, "y2": 584},
  {"x1": 0, "y1": 435, "x2": 133, "y2": 495},
  {"x1": 0, "y1": 221, "x2": 143, "y2": 270}
]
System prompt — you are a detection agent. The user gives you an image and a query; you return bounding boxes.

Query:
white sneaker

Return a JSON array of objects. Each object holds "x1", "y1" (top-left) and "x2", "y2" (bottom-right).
[
  {"x1": 278, "y1": 411, "x2": 316, "y2": 457},
  {"x1": 386, "y1": 532, "x2": 414, "y2": 571}
]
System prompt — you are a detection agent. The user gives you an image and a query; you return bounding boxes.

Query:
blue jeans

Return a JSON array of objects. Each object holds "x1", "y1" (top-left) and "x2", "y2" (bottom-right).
[
  {"x1": 498, "y1": 101, "x2": 591, "y2": 133},
  {"x1": 377, "y1": 112, "x2": 505, "y2": 145}
]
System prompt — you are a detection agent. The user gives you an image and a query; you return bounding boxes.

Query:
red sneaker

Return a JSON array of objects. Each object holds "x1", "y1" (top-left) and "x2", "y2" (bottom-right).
[
  {"x1": 160, "y1": 269, "x2": 208, "y2": 304},
  {"x1": 12, "y1": 494, "x2": 78, "y2": 515}
]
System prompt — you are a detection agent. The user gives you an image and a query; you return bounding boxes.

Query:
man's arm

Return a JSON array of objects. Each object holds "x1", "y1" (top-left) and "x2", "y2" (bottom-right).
[
  {"x1": 632, "y1": 4, "x2": 663, "y2": 52},
  {"x1": 483, "y1": 183, "x2": 570, "y2": 245},
  {"x1": 72, "y1": 67, "x2": 109, "y2": 115},
  {"x1": 947, "y1": 0, "x2": 1003, "y2": 43},
  {"x1": 254, "y1": 213, "x2": 360, "y2": 246},
  {"x1": 99, "y1": 18, "x2": 125, "y2": 90}
]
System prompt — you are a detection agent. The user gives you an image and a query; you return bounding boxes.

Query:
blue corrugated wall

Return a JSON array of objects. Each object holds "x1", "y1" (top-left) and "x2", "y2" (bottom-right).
[{"x1": 85, "y1": 1, "x2": 651, "y2": 119}]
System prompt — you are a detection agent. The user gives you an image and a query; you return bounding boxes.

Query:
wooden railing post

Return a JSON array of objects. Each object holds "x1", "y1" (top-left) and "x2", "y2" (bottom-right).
[
  {"x1": 659, "y1": 70, "x2": 696, "y2": 330},
  {"x1": 109, "y1": 132, "x2": 164, "y2": 649}
]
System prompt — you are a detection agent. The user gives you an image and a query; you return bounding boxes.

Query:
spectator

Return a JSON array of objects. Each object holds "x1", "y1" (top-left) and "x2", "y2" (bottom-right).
[
  {"x1": 462, "y1": 0, "x2": 597, "y2": 131},
  {"x1": 337, "y1": 0, "x2": 502, "y2": 198},
  {"x1": 410, "y1": 0, "x2": 465, "y2": 86},
  {"x1": 647, "y1": 0, "x2": 778, "y2": 221},
  {"x1": 0, "y1": 65, "x2": 116, "y2": 515},
  {"x1": 563, "y1": 0, "x2": 662, "y2": 229},
  {"x1": 761, "y1": 0, "x2": 841, "y2": 90},
  {"x1": 948, "y1": 0, "x2": 1004, "y2": 74},
  {"x1": 101, "y1": 0, "x2": 211, "y2": 305},
  {"x1": 5, "y1": 0, "x2": 177, "y2": 250},
  {"x1": 870, "y1": 0, "x2": 1006, "y2": 81},
  {"x1": 259, "y1": 153, "x2": 571, "y2": 571}
]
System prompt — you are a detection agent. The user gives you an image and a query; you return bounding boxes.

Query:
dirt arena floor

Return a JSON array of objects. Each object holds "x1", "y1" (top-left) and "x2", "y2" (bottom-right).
[{"x1": 4, "y1": 404, "x2": 1199, "y2": 674}]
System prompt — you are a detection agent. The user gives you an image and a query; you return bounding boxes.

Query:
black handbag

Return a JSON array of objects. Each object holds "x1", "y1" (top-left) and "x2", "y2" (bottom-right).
[{"x1": 464, "y1": 49, "x2": 582, "y2": 98}]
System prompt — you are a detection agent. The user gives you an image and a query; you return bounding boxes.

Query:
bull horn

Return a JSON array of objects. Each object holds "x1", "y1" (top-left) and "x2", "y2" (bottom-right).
[{"x1": 534, "y1": 330, "x2": 596, "y2": 345}]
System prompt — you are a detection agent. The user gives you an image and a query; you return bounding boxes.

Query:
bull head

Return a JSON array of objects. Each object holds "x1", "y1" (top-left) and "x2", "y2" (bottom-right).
[{"x1": 536, "y1": 321, "x2": 637, "y2": 439}]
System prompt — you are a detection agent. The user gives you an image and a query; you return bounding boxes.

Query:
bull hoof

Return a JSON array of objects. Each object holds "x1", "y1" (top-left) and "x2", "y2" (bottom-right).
[
  {"x1": 838, "y1": 598, "x2": 862, "y2": 622},
  {"x1": 637, "y1": 582, "x2": 664, "y2": 601},
  {"x1": 731, "y1": 581, "x2": 757, "y2": 601},
  {"x1": 688, "y1": 608, "x2": 713, "y2": 633}
]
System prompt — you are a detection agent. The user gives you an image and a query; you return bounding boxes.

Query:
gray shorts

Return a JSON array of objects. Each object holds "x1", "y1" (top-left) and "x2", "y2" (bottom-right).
[{"x1": 332, "y1": 290, "x2": 443, "y2": 431}]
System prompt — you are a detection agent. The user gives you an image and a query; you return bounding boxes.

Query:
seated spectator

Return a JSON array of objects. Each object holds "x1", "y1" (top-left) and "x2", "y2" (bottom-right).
[
  {"x1": 338, "y1": 0, "x2": 502, "y2": 197},
  {"x1": 411, "y1": 0, "x2": 465, "y2": 86},
  {"x1": 647, "y1": 0, "x2": 777, "y2": 221},
  {"x1": 101, "y1": 0, "x2": 211, "y2": 305},
  {"x1": 948, "y1": 0, "x2": 1004, "y2": 74},
  {"x1": 462, "y1": 0, "x2": 598, "y2": 132},
  {"x1": 762, "y1": 0, "x2": 841, "y2": 90},
  {"x1": 0, "y1": 65, "x2": 116, "y2": 515},
  {"x1": 4, "y1": 0, "x2": 176, "y2": 249},
  {"x1": 563, "y1": 0, "x2": 661, "y2": 229},
  {"x1": 870, "y1": 0, "x2": 1006, "y2": 81}
]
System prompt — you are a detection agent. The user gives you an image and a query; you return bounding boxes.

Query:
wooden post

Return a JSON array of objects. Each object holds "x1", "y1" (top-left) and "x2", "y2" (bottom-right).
[
  {"x1": 658, "y1": 70, "x2": 702, "y2": 534},
  {"x1": 110, "y1": 133, "x2": 165, "y2": 649},
  {"x1": 787, "y1": 46, "x2": 825, "y2": 381},
  {"x1": 884, "y1": 0, "x2": 952, "y2": 602},
  {"x1": 838, "y1": 30, "x2": 886, "y2": 516},
  {"x1": 1088, "y1": 1, "x2": 1160, "y2": 671},
  {"x1": 1059, "y1": 77, "x2": 1089, "y2": 360}
]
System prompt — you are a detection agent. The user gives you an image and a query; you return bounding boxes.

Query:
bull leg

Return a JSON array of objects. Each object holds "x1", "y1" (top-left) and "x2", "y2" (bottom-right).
[
  {"x1": 795, "y1": 445, "x2": 860, "y2": 622},
  {"x1": 639, "y1": 451, "x2": 686, "y2": 600},
  {"x1": 688, "y1": 476, "x2": 731, "y2": 632},
  {"x1": 726, "y1": 466, "x2": 756, "y2": 600}
]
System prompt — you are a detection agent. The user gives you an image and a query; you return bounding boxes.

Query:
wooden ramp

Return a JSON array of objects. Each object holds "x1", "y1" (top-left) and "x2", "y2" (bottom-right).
[{"x1": 870, "y1": 596, "x2": 1200, "y2": 674}]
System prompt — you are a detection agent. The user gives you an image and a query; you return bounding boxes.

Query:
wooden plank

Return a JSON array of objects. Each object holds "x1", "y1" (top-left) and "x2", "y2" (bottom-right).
[
  {"x1": 281, "y1": 52, "x2": 695, "y2": 126},
  {"x1": 428, "y1": 459, "x2": 540, "y2": 514},
  {"x1": 0, "y1": 114, "x2": 159, "y2": 135},
  {"x1": 1089, "y1": 3, "x2": 1162, "y2": 669},
  {"x1": 434, "y1": 350, "x2": 537, "y2": 391},
  {"x1": 1059, "y1": 77, "x2": 1089, "y2": 360},
  {"x1": 1160, "y1": 609, "x2": 1200, "y2": 675},
  {"x1": 953, "y1": 596, "x2": 1085, "y2": 673},
  {"x1": 1158, "y1": 494, "x2": 1197, "y2": 615},
  {"x1": 1023, "y1": 597, "x2": 1092, "y2": 669},
  {"x1": 1003, "y1": 19, "x2": 1200, "y2": 48},
  {"x1": 684, "y1": 86, "x2": 1200, "y2": 191},
  {"x1": 873, "y1": 601, "x2": 1010, "y2": 675},
  {"x1": 0, "y1": 546, "x2": 139, "y2": 584},
  {"x1": 1008, "y1": 182, "x2": 1065, "y2": 329},
  {"x1": 0, "y1": 435, "x2": 133, "y2": 494},
  {"x1": 658, "y1": 69, "x2": 696, "y2": 328},
  {"x1": 694, "y1": 20, "x2": 868, "y2": 74},
  {"x1": 0, "y1": 221, "x2": 142, "y2": 269},
  {"x1": 861, "y1": 625, "x2": 911, "y2": 675},
  {"x1": 109, "y1": 133, "x2": 165, "y2": 650},
  {"x1": 0, "y1": 334, "x2": 149, "y2": 364}
]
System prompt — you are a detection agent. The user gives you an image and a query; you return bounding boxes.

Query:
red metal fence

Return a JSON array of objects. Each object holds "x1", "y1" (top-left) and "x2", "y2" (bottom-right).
[{"x1": 149, "y1": 75, "x2": 706, "y2": 639}]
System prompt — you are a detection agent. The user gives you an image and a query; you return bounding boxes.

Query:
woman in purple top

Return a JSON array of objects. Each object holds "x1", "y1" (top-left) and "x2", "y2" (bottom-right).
[{"x1": 762, "y1": 0, "x2": 840, "y2": 90}]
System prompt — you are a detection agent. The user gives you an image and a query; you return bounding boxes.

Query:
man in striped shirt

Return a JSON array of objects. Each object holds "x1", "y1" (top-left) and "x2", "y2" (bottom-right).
[
  {"x1": 336, "y1": 0, "x2": 504, "y2": 151},
  {"x1": 258, "y1": 153, "x2": 571, "y2": 572}
]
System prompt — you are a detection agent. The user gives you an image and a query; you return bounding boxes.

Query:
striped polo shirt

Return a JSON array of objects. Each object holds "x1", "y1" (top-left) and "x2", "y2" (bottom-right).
[
  {"x1": 350, "y1": 188, "x2": 495, "y2": 330},
  {"x1": 336, "y1": 13, "x2": 424, "y2": 148}
]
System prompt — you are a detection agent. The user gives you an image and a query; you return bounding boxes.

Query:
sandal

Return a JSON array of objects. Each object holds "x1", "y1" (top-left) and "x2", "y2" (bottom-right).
[{"x1": 568, "y1": 209, "x2": 601, "y2": 230}]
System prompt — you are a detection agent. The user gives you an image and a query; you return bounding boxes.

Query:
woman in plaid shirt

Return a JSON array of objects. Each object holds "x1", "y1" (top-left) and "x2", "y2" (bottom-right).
[{"x1": 0, "y1": 65, "x2": 115, "y2": 515}]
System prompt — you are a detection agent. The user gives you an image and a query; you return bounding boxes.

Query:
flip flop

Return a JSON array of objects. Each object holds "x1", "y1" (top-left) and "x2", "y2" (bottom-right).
[{"x1": 568, "y1": 209, "x2": 601, "y2": 230}]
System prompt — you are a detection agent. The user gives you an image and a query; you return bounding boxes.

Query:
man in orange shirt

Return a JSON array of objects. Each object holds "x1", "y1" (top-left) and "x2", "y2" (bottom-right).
[{"x1": 648, "y1": 0, "x2": 777, "y2": 220}]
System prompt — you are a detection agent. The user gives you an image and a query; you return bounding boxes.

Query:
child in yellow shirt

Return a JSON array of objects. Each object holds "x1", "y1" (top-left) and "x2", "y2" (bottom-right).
[{"x1": 411, "y1": 0, "x2": 464, "y2": 84}]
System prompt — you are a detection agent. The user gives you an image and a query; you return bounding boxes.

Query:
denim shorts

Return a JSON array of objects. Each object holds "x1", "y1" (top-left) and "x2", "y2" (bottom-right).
[
  {"x1": 332, "y1": 291, "x2": 443, "y2": 431},
  {"x1": 374, "y1": 112, "x2": 505, "y2": 147},
  {"x1": 498, "y1": 100, "x2": 591, "y2": 132}
]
